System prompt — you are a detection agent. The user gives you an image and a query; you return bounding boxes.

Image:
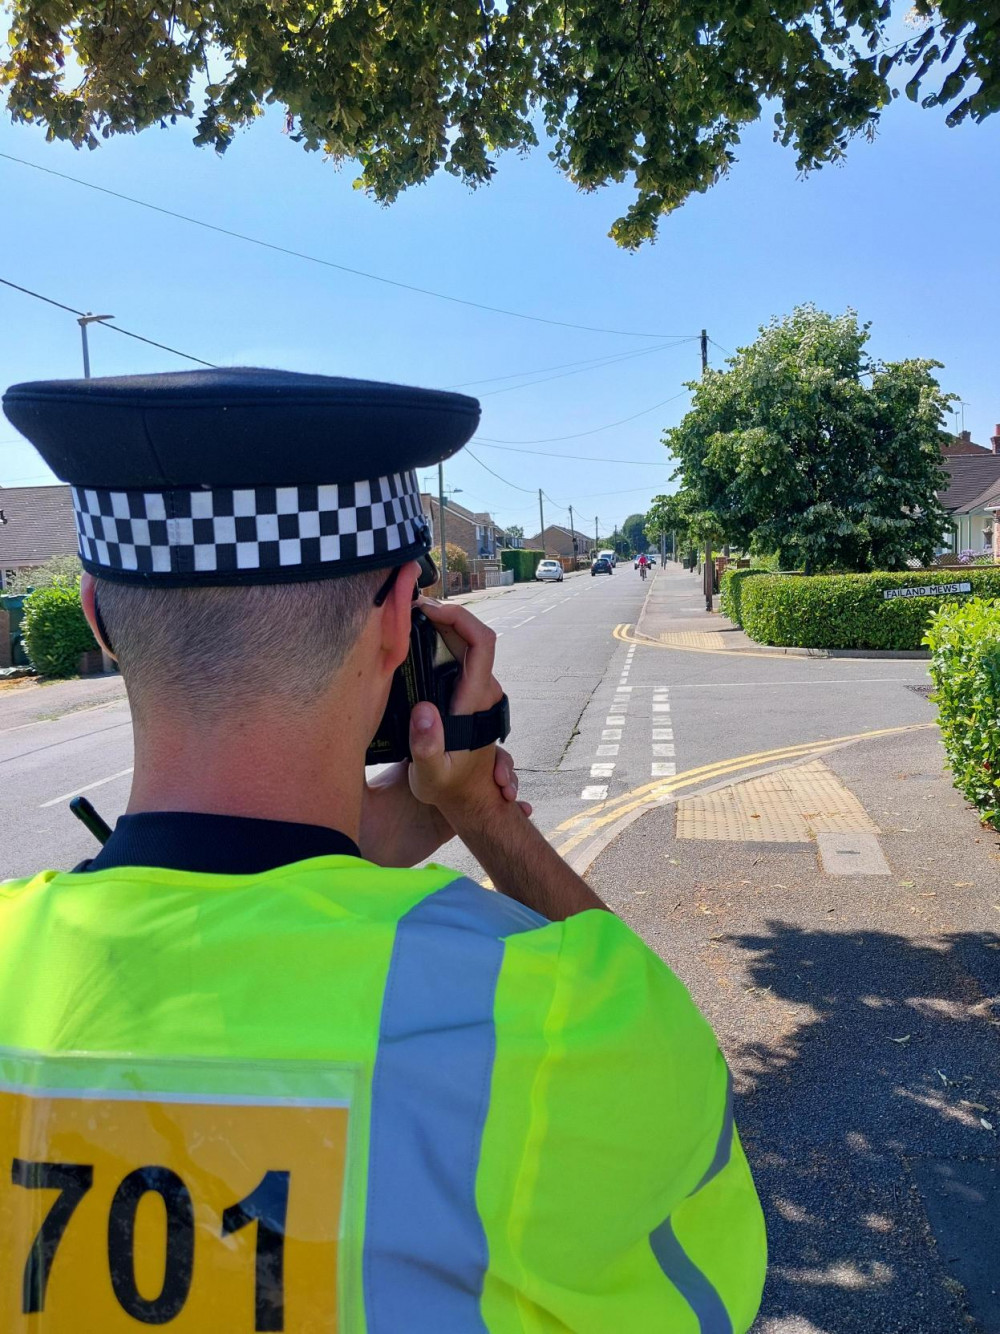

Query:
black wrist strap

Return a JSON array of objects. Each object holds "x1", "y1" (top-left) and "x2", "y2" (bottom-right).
[{"x1": 441, "y1": 694, "x2": 511, "y2": 753}]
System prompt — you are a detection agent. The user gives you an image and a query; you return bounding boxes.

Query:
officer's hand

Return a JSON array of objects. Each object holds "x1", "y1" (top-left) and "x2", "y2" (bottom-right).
[
  {"x1": 408, "y1": 598, "x2": 518, "y2": 819},
  {"x1": 362, "y1": 748, "x2": 528, "y2": 867}
]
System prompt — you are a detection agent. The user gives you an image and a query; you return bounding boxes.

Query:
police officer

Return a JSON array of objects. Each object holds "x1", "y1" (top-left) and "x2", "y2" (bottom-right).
[{"x1": 0, "y1": 368, "x2": 765, "y2": 1332}]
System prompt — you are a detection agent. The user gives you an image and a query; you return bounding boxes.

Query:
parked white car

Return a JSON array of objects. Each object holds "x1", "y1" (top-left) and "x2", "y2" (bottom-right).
[
  {"x1": 598, "y1": 548, "x2": 617, "y2": 568},
  {"x1": 535, "y1": 559, "x2": 564, "y2": 583}
]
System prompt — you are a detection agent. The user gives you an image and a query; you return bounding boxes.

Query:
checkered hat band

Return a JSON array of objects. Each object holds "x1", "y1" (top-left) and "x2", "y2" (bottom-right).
[{"x1": 72, "y1": 472, "x2": 425, "y2": 577}]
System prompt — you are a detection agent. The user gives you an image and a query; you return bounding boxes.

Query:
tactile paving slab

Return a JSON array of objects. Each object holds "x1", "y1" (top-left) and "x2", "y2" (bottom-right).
[
  {"x1": 676, "y1": 759, "x2": 880, "y2": 843},
  {"x1": 658, "y1": 631, "x2": 730, "y2": 650}
]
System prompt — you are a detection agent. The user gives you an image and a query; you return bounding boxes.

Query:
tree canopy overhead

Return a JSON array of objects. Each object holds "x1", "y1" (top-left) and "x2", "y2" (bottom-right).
[
  {"x1": 2, "y1": 1, "x2": 996, "y2": 245},
  {"x1": 666, "y1": 305, "x2": 952, "y2": 573}
]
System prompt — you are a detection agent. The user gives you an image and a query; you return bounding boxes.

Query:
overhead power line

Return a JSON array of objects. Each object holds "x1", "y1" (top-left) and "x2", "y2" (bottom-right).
[
  {"x1": 447, "y1": 339, "x2": 693, "y2": 394},
  {"x1": 475, "y1": 441, "x2": 666, "y2": 466},
  {"x1": 0, "y1": 151, "x2": 696, "y2": 341},
  {"x1": 0, "y1": 276, "x2": 215, "y2": 368},
  {"x1": 478, "y1": 388, "x2": 689, "y2": 445},
  {"x1": 465, "y1": 449, "x2": 538, "y2": 495},
  {"x1": 478, "y1": 341, "x2": 692, "y2": 398}
]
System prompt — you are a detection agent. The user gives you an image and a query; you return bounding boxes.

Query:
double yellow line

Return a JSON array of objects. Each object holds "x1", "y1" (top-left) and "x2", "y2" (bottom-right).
[{"x1": 552, "y1": 721, "x2": 936, "y2": 859}]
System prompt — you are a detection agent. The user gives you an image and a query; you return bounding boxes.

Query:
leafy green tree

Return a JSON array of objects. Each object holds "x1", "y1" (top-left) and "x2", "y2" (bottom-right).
[
  {"x1": 503, "y1": 524, "x2": 524, "y2": 541},
  {"x1": 666, "y1": 306, "x2": 952, "y2": 573},
  {"x1": 3, "y1": 2, "x2": 996, "y2": 245},
  {"x1": 621, "y1": 513, "x2": 647, "y2": 555}
]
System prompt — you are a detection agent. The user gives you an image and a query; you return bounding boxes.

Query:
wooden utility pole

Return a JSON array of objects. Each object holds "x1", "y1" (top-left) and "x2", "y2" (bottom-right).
[
  {"x1": 569, "y1": 504, "x2": 576, "y2": 559},
  {"x1": 701, "y1": 331, "x2": 713, "y2": 611},
  {"x1": 538, "y1": 489, "x2": 545, "y2": 555},
  {"x1": 438, "y1": 461, "x2": 449, "y2": 600}
]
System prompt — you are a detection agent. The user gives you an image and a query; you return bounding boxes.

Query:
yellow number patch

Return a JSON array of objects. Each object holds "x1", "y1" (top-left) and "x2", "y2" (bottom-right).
[{"x1": 0, "y1": 1076, "x2": 351, "y2": 1332}]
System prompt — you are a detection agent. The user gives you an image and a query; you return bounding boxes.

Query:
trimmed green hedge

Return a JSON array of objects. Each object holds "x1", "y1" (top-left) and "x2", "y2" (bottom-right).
[
  {"x1": 501, "y1": 548, "x2": 545, "y2": 582},
  {"x1": 740, "y1": 568, "x2": 1000, "y2": 651},
  {"x1": 720, "y1": 568, "x2": 764, "y2": 626},
  {"x1": 925, "y1": 599, "x2": 1000, "y2": 829},
  {"x1": 22, "y1": 579, "x2": 97, "y2": 677}
]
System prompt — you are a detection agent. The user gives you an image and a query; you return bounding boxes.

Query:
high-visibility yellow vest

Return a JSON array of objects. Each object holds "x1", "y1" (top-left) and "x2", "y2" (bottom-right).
[{"x1": 0, "y1": 858, "x2": 766, "y2": 1332}]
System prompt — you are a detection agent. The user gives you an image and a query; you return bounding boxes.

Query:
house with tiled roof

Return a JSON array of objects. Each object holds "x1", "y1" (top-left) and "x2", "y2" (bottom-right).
[
  {"x1": 0, "y1": 484, "x2": 79, "y2": 589},
  {"x1": 937, "y1": 426, "x2": 1000, "y2": 555}
]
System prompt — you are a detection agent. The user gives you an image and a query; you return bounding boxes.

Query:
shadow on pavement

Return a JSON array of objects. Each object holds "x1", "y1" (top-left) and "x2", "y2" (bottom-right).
[{"x1": 728, "y1": 921, "x2": 1000, "y2": 1334}]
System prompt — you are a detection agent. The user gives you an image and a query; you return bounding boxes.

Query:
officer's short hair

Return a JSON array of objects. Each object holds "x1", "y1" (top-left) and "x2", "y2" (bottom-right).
[{"x1": 97, "y1": 571, "x2": 386, "y2": 717}]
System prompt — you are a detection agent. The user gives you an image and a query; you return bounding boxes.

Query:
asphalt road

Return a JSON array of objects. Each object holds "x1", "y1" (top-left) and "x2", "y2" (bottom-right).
[{"x1": 1, "y1": 563, "x2": 935, "y2": 881}]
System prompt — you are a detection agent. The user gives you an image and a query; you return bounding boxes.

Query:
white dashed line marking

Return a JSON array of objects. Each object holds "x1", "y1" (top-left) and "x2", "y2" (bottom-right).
[
  {"x1": 652, "y1": 727, "x2": 673, "y2": 740},
  {"x1": 596, "y1": 744, "x2": 620, "y2": 757},
  {"x1": 602, "y1": 729, "x2": 622, "y2": 741},
  {"x1": 581, "y1": 785, "x2": 608, "y2": 800},
  {"x1": 606, "y1": 716, "x2": 626, "y2": 726},
  {"x1": 653, "y1": 702, "x2": 671, "y2": 712},
  {"x1": 651, "y1": 762, "x2": 676, "y2": 777},
  {"x1": 590, "y1": 763, "x2": 616, "y2": 777},
  {"x1": 652, "y1": 743, "x2": 675, "y2": 757}
]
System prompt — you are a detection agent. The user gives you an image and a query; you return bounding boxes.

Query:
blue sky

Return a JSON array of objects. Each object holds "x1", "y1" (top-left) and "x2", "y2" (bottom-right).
[{"x1": 1, "y1": 80, "x2": 997, "y2": 537}]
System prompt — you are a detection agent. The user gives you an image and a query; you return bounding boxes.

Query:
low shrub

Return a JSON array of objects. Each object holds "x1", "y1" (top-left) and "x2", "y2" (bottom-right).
[
  {"x1": 430, "y1": 542, "x2": 469, "y2": 576},
  {"x1": 21, "y1": 579, "x2": 97, "y2": 677},
  {"x1": 720, "y1": 568, "x2": 764, "y2": 626},
  {"x1": 740, "y1": 568, "x2": 1000, "y2": 651},
  {"x1": 501, "y1": 548, "x2": 545, "y2": 582},
  {"x1": 925, "y1": 599, "x2": 1000, "y2": 829}
]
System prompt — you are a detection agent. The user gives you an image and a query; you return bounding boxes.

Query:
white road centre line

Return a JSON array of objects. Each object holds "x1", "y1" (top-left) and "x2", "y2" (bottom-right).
[
  {"x1": 617, "y1": 685, "x2": 633, "y2": 692},
  {"x1": 591, "y1": 763, "x2": 616, "y2": 777},
  {"x1": 601, "y1": 729, "x2": 622, "y2": 741},
  {"x1": 652, "y1": 727, "x2": 674, "y2": 740},
  {"x1": 581, "y1": 785, "x2": 608, "y2": 801},
  {"x1": 596, "y1": 744, "x2": 620, "y2": 757},
  {"x1": 40, "y1": 766, "x2": 134, "y2": 809},
  {"x1": 541, "y1": 604, "x2": 557, "y2": 614},
  {"x1": 653, "y1": 702, "x2": 671, "y2": 712},
  {"x1": 606, "y1": 716, "x2": 626, "y2": 726},
  {"x1": 651, "y1": 761, "x2": 676, "y2": 777},
  {"x1": 652, "y1": 743, "x2": 676, "y2": 757}
]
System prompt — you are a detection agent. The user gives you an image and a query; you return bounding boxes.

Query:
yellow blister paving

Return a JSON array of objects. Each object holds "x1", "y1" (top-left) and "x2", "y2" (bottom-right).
[{"x1": 675, "y1": 759, "x2": 879, "y2": 843}]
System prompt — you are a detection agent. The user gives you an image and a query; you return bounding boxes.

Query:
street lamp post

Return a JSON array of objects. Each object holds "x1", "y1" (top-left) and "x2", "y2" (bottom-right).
[{"x1": 77, "y1": 314, "x2": 114, "y2": 379}]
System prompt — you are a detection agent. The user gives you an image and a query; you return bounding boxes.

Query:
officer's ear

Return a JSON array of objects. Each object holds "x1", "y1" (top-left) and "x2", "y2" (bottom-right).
[
  {"x1": 375, "y1": 560, "x2": 419, "y2": 672},
  {"x1": 80, "y1": 573, "x2": 116, "y2": 660}
]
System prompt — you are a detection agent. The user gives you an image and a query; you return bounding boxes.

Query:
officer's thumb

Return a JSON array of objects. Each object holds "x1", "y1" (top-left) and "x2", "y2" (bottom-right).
[{"x1": 409, "y1": 702, "x2": 446, "y2": 768}]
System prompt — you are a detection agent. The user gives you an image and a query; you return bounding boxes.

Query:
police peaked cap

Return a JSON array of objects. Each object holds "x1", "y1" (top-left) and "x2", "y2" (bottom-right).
[{"x1": 2, "y1": 368, "x2": 480, "y2": 587}]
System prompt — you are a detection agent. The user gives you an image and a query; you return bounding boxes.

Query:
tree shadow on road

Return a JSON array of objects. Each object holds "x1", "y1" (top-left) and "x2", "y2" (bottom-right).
[{"x1": 725, "y1": 921, "x2": 1000, "y2": 1334}]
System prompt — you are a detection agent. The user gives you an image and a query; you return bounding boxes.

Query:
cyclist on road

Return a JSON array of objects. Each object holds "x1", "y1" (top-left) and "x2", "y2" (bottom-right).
[{"x1": 638, "y1": 552, "x2": 650, "y2": 580}]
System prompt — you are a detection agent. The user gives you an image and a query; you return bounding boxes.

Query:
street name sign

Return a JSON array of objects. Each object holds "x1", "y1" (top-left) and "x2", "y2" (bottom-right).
[{"x1": 882, "y1": 582, "x2": 972, "y2": 600}]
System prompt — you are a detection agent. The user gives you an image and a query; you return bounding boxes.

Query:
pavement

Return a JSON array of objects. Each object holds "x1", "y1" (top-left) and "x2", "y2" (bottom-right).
[
  {"x1": 1, "y1": 561, "x2": 997, "y2": 1333},
  {"x1": 587, "y1": 567, "x2": 1000, "y2": 1334}
]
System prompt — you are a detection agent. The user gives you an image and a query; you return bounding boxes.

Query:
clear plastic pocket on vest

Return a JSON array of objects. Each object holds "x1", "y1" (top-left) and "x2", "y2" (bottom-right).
[{"x1": 0, "y1": 1048, "x2": 364, "y2": 1332}]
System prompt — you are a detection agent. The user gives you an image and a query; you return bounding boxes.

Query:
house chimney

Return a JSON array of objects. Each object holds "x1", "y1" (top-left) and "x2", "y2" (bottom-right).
[
  {"x1": 992, "y1": 424, "x2": 1000, "y2": 455},
  {"x1": 961, "y1": 429, "x2": 972, "y2": 442}
]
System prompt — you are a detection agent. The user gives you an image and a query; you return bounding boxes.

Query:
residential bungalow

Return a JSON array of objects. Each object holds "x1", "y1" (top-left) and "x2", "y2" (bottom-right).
[
  {"x1": 526, "y1": 524, "x2": 594, "y2": 560},
  {"x1": 0, "y1": 484, "x2": 78, "y2": 589},
  {"x1": 938, "y1": 426, "x2": 1000, "y2": 556}
]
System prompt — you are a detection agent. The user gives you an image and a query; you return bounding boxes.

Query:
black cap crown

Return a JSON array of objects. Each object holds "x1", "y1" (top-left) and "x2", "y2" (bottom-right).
[{"x1": 2, "y1": 368, "x2": 480, "y2": 587}]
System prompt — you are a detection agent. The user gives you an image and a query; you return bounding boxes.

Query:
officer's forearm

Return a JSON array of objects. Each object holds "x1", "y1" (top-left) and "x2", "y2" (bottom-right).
[{"x1": 447, "y1": 796, "x2": 609, "y2": 921}]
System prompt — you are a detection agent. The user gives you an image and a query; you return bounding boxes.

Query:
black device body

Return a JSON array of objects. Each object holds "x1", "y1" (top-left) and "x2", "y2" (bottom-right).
[{"x1": 366, "y1": 609, "x2": 461, "y2": 765}]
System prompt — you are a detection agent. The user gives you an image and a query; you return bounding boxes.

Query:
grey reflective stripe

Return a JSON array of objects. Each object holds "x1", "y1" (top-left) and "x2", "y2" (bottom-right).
[
  {"x1": 649, "y1": 1064, "x2": 736, "y2": 1333},
  {"x1": 649, "y1": 1219, "x2": 734, "y2": 1334},
  {"x1": 692, "y1": 1067, "x2": 734, "y2": 1194},
  {"x1": 364, "y1": 878, "x2": 549, "y2": 1332}
]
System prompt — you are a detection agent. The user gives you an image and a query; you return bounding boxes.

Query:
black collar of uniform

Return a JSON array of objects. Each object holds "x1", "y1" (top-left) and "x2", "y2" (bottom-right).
[{"x1": 76, "y1": 811, "x2": 361, "y2": 875}]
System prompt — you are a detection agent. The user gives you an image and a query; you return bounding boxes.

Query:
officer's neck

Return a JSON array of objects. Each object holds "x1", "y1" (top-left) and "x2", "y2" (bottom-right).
[{"x1": 124, "y1": 692, "x2": 368, "y2": 843}]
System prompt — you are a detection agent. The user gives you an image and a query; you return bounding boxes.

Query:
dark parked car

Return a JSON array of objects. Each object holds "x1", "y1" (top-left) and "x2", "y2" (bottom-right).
[{"x1": 591, "y1": 556, "x2": 613, "y2": 576}]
